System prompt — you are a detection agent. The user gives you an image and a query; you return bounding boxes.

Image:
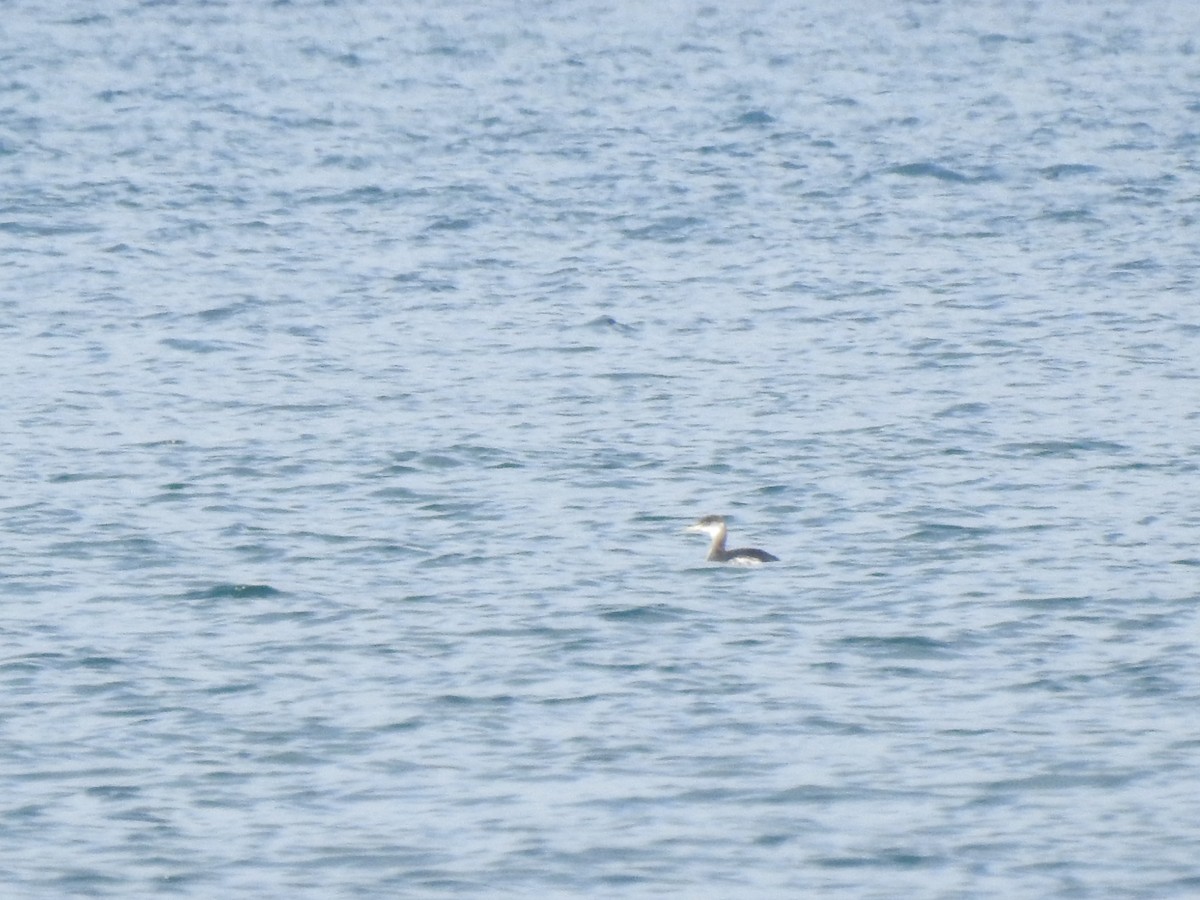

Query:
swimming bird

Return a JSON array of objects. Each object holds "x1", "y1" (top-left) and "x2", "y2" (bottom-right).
[{"x1": 685, "y1": 515, "x2": 779, "y2": 565}]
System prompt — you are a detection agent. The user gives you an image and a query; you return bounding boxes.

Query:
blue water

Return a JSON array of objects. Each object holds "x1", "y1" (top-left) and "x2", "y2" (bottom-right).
[{"x1": 3, "y1": 1, "x2": 1199, "y2": 896}]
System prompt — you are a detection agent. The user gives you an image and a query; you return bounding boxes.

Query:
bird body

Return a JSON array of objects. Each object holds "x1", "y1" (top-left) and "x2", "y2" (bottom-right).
[{"x1": 685, "y1": 515, "x2": 778, "y2": 565}]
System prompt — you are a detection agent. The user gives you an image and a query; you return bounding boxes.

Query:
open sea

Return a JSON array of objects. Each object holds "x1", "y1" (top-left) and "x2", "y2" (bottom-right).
[{"x1": 3, "y1": 1, "x2": 1200, "y2": 897}]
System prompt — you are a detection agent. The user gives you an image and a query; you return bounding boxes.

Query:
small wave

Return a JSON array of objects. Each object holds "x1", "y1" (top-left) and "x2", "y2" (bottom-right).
[
  {"x1": 1001, "y1": 439, "x2": 1129, "y2": 457},
  {"x1": 835, "y1": 634, "x2": 957, "y2": 658},
  {"x1": 886, "y1": 162, "x2": 1000, "y2": 183},
  {"x1": 184, "y1": 583, "x2": 283, "y2": 600}
]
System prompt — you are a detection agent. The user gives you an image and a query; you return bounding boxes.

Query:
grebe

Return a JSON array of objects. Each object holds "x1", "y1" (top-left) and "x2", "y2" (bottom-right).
[{"x1": 685, "y1": 515, "x2": 779, "y2": 566}]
